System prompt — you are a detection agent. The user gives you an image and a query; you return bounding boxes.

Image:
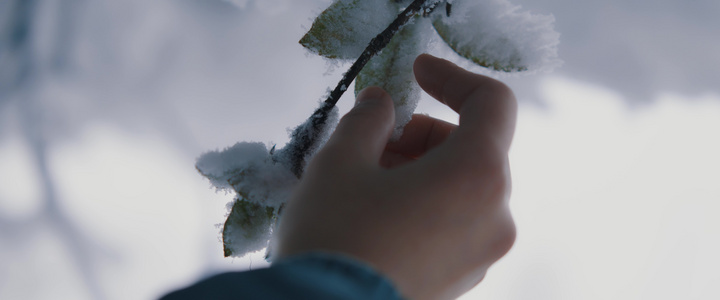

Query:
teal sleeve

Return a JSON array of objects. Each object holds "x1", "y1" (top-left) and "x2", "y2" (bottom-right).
[{"x1": 159, "y1": 252, "x2": 404, "y2": 300}]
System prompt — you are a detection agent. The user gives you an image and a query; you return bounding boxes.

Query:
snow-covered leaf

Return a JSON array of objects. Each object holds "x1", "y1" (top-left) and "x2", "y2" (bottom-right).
[
  {"x1": 195, "y1": 106, "x2": 338, "y2": 259},
  {"x1": 196, "y1": 142, "x2": 298, "y2": 207},
  {"x1": 432, "y1": 0, "x2": 561, "y2": 73},
  {"x1": 433, "y1": 18, "x2": 524, "y2": 72},
  {"x1": 300, "y1": 0, "x2": 400, "y2": 59},
  {"x1": 355, "y1": 17, "x2": 429, "y2": 139},
  {"x1": 222, "y1": 199, "x2": 275, "y2": 257}
]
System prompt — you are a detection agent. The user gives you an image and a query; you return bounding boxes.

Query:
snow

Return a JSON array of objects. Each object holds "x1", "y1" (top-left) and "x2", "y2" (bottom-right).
[
  {"x1": 196, "y1": 140, "x2": 300, "y2": 208},
  {"x1": 195, "y1": 141, "x2": 294, "y2": 256},
  {"x1": 435, "y1": 0, "x2": 561, "y2": 73}
]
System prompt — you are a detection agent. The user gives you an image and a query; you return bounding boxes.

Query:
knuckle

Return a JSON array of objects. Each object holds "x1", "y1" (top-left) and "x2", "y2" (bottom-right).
[
  {"x1": 467, "y1": 75, "x2": 516, "y2": 108},
  {"x1": 490, "y1": 218, "x2": 517, "y2": 259},
  {"x1": 485, "y1": 164, "x2": 511, "y2": 205},
  {"x1": 481, "y1": 80, "x2": 517, "y2": 115},
  {"x1": 487, "y1": 79, "x2": 515, "y2": 100},
  {"x1": 487, "y1": 158, "x2": 510, "y2": 185}
]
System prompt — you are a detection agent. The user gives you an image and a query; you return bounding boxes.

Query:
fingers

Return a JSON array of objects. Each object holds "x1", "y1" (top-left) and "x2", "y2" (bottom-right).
[
  {"x1": 318, "y1": 87, "x2": 395, "y2": 167},
  {"x1": 385, "y1": 114, "x2": 456, "y2": 159},
  {"x1": 379, "y1": 151, "x2": 415, "y2": 169},
  {"x1": 413, "y1": 54, "x2": 517, "y2": 153}
]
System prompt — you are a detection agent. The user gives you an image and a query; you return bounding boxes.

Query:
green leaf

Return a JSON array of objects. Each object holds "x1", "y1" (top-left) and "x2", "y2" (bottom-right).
[
  {"x1": 432, "y1": 17, "x2": 527, "y2": 72},
  {"x1": 300, "y1": 0, "x2": 400, "y2": 59},
  {"x1": 222, "y1": 199, "x2": 276, "y2": 257}
]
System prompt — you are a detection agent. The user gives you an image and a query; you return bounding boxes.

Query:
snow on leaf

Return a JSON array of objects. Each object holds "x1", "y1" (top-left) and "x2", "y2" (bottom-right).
[
  {"x1": 432, "y1": 0, "x2": 561, "y2": 73},
  {"x1": 195, "y1": 142, "x2": 298, "y2": 208},
  {"x1": 196, "y1": 142, "x2": 269, "y2": 191},
  {"x1": 433, "y1": 18, "x2": 524, "y2": 72},
  {"x1": 196, "y1": 142, "x2": 295, "y2": 258},
  {"x1": 300, "y1": 0, "x2": 400, "y2": 59},
  {"x1": 195, "y1": 104, "x2": 338, "y2": 259},
  {"x1": 355, "y1": 17, "x2": 429, "y2": 139},
  {"x1": 222, "y1": 199, "x2": 275, "y2": 257}
]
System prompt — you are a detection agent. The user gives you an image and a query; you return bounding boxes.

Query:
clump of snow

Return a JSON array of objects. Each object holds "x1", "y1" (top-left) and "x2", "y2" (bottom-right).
[
  {"x1": 436, "y1": 0, "x2": 561, "y2": 73},
  {"x1": 196, "y1": 142, "x2": 268, "y2": 191},
  {"x1": 196, "y1": 142, "x2": 298, "y2": 208}
]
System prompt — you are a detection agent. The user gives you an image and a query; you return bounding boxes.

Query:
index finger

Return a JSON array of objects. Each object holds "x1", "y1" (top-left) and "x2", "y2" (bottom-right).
[{"x1": 413, "y1": 54, "x2": 517, "y2": 154}]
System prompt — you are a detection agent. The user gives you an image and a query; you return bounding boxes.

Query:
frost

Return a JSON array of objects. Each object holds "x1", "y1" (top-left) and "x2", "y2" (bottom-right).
[{"x1": 433, "y1": 0, "x2": 561, "y2": 73}]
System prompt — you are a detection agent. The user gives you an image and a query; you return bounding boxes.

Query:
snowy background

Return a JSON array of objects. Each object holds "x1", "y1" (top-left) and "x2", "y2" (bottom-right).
[{"x1": 1, "y1": 0, "x2": 718, "y2": 299}]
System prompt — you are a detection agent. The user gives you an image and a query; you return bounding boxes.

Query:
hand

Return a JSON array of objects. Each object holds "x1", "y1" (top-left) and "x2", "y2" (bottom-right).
[{"x1": 274, "y1": 54, "x2": 517, "y2": 300}]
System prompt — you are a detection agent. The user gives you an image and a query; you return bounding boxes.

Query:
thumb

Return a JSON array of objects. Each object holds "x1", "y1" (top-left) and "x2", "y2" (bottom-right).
[{"x1": 320, "y1": 86, "x2": 395, "y2": 166}]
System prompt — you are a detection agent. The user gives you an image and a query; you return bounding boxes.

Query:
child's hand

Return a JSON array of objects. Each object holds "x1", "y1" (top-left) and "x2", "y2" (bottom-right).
[{"x1": 275, "y1": 54, "x2": 517, "y2": 300}]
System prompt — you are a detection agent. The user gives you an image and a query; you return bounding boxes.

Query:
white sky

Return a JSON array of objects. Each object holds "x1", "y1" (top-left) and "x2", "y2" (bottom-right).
[{"x1": 1, "y1": 0, "x2": 719, "y2": 299}]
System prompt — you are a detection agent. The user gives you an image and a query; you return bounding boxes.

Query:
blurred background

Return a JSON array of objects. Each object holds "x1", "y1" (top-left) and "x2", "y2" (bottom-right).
[{"x1": 1, "y1": 0, "x2": 718, "y2": 299}]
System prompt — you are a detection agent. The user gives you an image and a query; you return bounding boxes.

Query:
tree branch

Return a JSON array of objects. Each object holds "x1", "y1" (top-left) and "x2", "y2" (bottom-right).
[{"x1": 283, "y1": 0, "x2": 442, "y2": 177}]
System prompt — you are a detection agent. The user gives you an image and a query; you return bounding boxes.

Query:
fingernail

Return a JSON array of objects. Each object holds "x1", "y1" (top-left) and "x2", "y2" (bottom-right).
[{"x1": 355, "y1": 86, "x2": 387, "y2": 106}]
